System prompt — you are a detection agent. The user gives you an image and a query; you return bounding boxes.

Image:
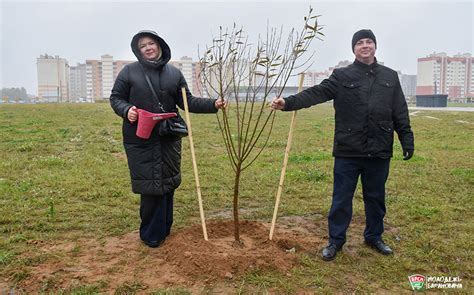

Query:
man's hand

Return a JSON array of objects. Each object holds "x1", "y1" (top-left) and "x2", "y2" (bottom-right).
[
  {"x1": 127, "y1": 106, "x2": 138, "y2": 123},
  {"x1": 215, "y1": 99, "x2": 228, "y2": 110},
  {"x1": 271, "y1": 97, "x2": 285, "y2": 110},
  {"x1": 403, "y1": 149, "x2": 414, "y2": 161}
]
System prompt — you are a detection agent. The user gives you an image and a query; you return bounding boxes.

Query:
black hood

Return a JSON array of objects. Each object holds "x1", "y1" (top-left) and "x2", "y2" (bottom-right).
[{"x1": 131, "y1": 30, "x2": 171, "y2": 69}]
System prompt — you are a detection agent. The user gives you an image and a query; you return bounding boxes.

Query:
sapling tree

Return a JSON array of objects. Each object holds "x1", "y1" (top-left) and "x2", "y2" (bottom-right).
[{"x1": 199, "y1": 7, "x2": 323, "y2": 243}]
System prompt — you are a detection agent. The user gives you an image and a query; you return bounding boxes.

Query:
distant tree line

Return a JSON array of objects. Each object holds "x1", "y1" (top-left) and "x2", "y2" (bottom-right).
[{"x1": 1, "y1": 87, "x2": 29, "y2": 101}]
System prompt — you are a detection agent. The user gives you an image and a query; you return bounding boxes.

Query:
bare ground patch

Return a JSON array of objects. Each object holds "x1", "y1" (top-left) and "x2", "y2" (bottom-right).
[{"x1": 5, "y1": 216, "x2": 384, "y2": 293}]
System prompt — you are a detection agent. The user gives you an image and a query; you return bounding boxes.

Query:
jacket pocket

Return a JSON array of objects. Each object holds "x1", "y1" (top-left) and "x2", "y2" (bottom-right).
[
  {"x1": 334, "y1": 122, "x2": 366, "y2": 153},
  {"x1": 122, "y1": 120, "x2": 148, "y2": 144},
  {"x1": 124, "y1": 143, "x2": 155, "y2": 181},
  {"x1": 375, "y1": 79, "x2": 395, "y2": 101},
  {"x1": 161, "y1": 139, "x2": 182, "y2": 178},
  {"x1": 379, "y1": 121, "x2": 394, "y2": 133},
  {"x1": 377, "y1": 79, "x2": 395, "y2": 88},
  {"x1": 342, "y1": 81, "x2": 362, "y2": 103},
  {"x1": 376, "y1": 121, "x2": 394, "y2": 152}
]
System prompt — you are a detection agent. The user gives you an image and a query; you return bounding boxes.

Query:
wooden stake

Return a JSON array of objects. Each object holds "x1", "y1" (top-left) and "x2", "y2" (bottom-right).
[
  {"x1": 181, "y1": 87, "x2": 208, "y2": 241},
  {"x1": 269, "y1": 73, "x2": 305, "y2": 240}
]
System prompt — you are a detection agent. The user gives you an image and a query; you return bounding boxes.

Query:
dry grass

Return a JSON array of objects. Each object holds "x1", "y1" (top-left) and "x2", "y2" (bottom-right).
[{"x1": 0, "y1": 103, "x2": 472, "y2": 293}]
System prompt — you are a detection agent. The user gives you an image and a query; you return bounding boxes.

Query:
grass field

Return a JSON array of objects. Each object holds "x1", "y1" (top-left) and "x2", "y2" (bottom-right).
[
  {"x1": 0, "y1": 102, "x2": 472, "y2": 293},
  {"x1": 446, "y1": 102, "x2": 474, "y2": 107}
]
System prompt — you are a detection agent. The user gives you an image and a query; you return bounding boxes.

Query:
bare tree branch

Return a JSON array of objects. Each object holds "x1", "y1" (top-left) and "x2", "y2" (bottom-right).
[{"x1": 198, "y1": 7, "x2": 323, "y2": 242}]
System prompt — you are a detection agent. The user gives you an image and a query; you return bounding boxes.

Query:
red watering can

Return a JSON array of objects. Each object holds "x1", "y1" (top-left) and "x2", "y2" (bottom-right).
[{"x1": 136, "y1": 109, "x2": 177, "y2": 139}]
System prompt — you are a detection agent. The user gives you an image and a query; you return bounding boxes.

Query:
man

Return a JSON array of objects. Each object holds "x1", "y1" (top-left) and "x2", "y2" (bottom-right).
[{"x1": 271, "y1": 29, "x2": 414, "y2": 261}]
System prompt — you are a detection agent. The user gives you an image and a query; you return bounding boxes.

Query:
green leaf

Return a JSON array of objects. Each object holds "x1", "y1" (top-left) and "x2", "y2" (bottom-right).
[
  {"x1": 294, "y1": 49, "x2": 306, "y2": 55},
  {"x1": 305, "y1": 24, "x2": 316, "y2": 31}
]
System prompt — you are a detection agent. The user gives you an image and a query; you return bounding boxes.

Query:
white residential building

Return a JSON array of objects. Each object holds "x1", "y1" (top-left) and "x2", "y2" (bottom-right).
[
  {"x1": 417, "y1": 52, "x2": 473, "y2": 99},
  {"x1": 36, "y1": 54, "x2": 70, "y2": 103},
  {"x1": 169, "y1": 56, "x2": 202, "y2": 96},
  {"x1": 85, "y1": 56, "x2": 132, "y2": 101},
  {"x1": 303, "y1": 60, "x2": 352, "y2": 87},
  {"x1": 399, "y1": 73, "x2": 417, "y2": 97},
  {"x1": 101, "y1": 54, "x2": 114, "y2": 100},
  {"x1": 37, "y1": 54, "x2": 204, "y2": 102},
  {"x1": 70, "y1": 63, "x2": 87, "y2": 101}
]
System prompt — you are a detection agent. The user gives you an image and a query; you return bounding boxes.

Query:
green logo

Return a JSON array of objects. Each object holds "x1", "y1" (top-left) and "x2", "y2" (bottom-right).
[{"x1": 408, "y1": 274, "x2": 426, "y2": 291}]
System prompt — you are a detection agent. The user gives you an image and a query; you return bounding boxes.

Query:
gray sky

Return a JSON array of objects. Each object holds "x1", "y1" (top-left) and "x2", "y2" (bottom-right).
[{"x1": 1, "y1": 0, "x2": 473, "y2": 95}]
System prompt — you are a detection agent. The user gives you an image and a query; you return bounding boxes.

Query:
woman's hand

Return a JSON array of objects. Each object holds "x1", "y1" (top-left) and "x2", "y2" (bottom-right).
[{"x1": 128, "y1": 106, "x2": 138, "y2": 123}]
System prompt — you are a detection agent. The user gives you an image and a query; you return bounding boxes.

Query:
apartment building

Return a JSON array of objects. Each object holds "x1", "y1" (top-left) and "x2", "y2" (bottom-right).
[
  {"x1": 70, "y1": 63, "x2": 87, "y2": 101},
  {"x1": 101, "y1": 55, "x2": 114, "y2": 101},
  {"x1": 169, "y1": 56, "x2": 202, "y2": 96},
  {"x1": 303, "y1": 60, "x2": 352, "y2": 87},
  {"x1": 303, "y1": 71, "x2": 331, "y2": 87},
  {"x1": 416, "y1": 52, "x2": 473, "y2": 99},
  {"x1": 38, "y1": 55, "x2": 208, "y2": 102},
  {"x1": 85, "y1": 55, "x2": 133, "y2": 101},
  {"x1": 85, "y1": 55, "x2": 201, "y2": 101},
  {"x1": 36, "y1": 54, "x2": 70, "y2": 103},
  {"x1": 399, "y1": 74, "x2": 417, "y2": 97},
  {"x1": 303, "y1": 60, "x2": 416, "y2": 100}
]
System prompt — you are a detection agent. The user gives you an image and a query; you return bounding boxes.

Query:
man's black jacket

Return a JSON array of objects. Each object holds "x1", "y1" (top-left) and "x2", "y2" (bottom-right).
[{"x1": 283, "y1": 59, "x2": 414, "y2": 158}]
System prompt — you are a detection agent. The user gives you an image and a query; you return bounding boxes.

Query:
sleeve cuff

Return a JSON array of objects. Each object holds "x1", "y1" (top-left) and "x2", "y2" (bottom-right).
[
  {"x1": 282, "y1": 97, "x2": 291, "y2": 111},
  {"x1": 123, "y1": 105, "x2": 132, "y2": 119}
]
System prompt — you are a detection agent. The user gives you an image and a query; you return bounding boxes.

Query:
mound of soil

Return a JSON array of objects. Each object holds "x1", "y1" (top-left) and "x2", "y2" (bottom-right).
[{"x1": 7, "y1": 219, "x2": 326, "y2": 293}]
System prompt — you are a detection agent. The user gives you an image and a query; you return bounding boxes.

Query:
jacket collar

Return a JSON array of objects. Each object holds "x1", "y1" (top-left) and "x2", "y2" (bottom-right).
[{"x1": 353, "y1": 57, "x2": 378, "y2": 70}]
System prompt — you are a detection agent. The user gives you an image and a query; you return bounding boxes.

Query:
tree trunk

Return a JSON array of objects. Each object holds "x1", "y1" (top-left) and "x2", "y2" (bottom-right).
[{"x1": 233, "y1": 166, "x2": 241, "y2": 242}]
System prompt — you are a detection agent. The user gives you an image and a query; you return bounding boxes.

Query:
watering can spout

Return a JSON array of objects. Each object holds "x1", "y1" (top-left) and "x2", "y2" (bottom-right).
[{"x1": 136, "y1": 109, "x2": 177, "y2": 139}]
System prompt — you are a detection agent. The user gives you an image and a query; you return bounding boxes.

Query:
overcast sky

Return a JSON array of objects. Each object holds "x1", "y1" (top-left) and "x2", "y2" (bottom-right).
[{"x1": 1, "y1": 0, "x2": 472, "y2": 95}]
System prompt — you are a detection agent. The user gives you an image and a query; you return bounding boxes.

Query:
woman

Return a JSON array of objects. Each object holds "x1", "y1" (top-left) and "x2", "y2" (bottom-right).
[{"x1": 110, "y1": 30, "x2": 225, "y2": 248}]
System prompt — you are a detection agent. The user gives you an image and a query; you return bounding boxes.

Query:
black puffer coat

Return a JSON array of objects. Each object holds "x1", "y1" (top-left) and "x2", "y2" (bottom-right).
[
  {"x1": 110, "y1": 30, "x2": 217, "y2": 195},
  {"x1": 283, "y1": 59, "x2": 414, "y2": 158}
]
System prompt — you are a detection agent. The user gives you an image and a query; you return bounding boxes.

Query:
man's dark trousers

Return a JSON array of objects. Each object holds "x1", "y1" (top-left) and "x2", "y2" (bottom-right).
[
  {"x1": 139, "y1": 190, "x2": 174, "y2": 243},
  {"x1": 328, "y1": 157, "x2": 390, "y2": 247}
]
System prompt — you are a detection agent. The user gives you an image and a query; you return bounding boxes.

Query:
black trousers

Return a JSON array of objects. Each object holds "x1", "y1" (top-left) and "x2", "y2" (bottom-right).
[
  {"x1": 139, "y1": 190, "x2": 174, "y2": 243},
  {"x1": 328, "y1": 157, "x2": 390, "y2": 247}
]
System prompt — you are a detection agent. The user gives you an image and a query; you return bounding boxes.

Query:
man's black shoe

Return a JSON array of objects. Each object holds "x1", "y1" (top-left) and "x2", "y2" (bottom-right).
[
  {"x1": 321, "y1": 243, "x2": 342, "y2": 261},
  {"x1": 365, "y1": 240, "x2": 393, "y2": 255},
  {"x1": 142, "y1": 239, "x2": 165, "y2": 248}
]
